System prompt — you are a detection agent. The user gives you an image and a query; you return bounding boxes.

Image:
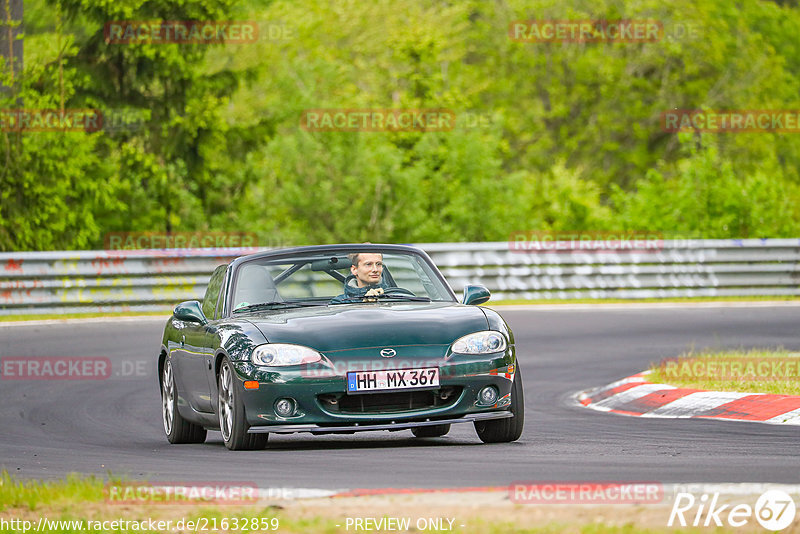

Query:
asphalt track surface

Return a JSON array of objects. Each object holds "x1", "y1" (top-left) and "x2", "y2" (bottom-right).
[{"x1": 1, "y1": 306, "x2": 798, "y2": 489}]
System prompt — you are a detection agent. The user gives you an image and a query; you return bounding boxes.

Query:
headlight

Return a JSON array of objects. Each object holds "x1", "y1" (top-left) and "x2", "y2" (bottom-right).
[
  {"x1": 251, "y1": 344, "x2": 322, "y2": 366},
  {"x1": 451, "y1": 331, "x2": 507, "y2": 354}
]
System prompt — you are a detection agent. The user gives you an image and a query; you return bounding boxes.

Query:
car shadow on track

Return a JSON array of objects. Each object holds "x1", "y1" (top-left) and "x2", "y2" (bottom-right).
[{"x1": 199, "y1": 433, "x2": 487, "y2": 451}]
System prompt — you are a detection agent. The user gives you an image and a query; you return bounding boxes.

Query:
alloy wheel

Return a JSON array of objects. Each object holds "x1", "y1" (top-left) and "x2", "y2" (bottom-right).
[
  {"x1": 161, "y1": 360, "x2": 175, "y2": 435},
  {"x1": 218, "y1": 362, "x2": 234, "y2": 441}
]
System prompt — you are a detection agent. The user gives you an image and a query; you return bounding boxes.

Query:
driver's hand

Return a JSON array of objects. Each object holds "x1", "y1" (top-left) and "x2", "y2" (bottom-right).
[{"x1": 365, "y1": 288, "x2": 384, "y2": 297}]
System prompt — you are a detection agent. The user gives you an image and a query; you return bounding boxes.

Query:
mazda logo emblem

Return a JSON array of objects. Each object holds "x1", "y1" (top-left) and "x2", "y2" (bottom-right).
[{"x1": 380, "y1": 348, "x2": 396, "y2": 358}]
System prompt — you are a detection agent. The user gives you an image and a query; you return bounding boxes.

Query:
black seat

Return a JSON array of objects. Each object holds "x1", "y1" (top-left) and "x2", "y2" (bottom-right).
[{"x1": 233, "y1": 265, "x2": 282, "y2": 308}]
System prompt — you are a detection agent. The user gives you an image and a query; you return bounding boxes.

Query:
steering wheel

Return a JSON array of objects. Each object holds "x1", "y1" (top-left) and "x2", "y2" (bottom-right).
[{"x1": 382, "y1": 287, "x2": 416, "y2": 297}]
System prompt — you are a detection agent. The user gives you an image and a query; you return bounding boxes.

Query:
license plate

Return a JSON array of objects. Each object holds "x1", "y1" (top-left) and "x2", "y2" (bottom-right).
[{"x1": 347, "y1": 368, "x2": 439, "y2": 393}]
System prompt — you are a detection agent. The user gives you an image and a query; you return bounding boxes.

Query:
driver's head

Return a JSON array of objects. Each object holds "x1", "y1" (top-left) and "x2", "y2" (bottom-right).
[{"x1": 349, "y1": 252, "x2": 383, "y2": 287}]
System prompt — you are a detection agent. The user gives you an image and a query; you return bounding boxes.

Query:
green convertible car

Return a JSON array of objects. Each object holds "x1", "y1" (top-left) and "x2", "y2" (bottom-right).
[{"x1": 159, "y1": 244, "x2": 524, "y2": 450}]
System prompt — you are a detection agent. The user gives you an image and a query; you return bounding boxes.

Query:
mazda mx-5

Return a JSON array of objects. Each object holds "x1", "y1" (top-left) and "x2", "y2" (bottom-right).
[{"x1": 158, "y1": 244, "x2": 524, "y2": 450}]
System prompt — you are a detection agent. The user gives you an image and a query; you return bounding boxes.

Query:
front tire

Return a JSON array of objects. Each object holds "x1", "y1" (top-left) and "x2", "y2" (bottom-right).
[
  {"x1": 411, "y1": 424, "x2": 451, "y2": 438},
  {"x1": 161, "y1": 357, "x2": 207, "y2": 444},
  {"x1": 218, "y1": 357, "x2": 268, "y2": 451},
  {"x1": 474, "y1": 365, "x2": 524, "y2": 443}
]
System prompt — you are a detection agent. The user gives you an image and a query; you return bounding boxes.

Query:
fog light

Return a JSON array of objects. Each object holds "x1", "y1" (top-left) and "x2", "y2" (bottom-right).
[
  {"x1": 274, "y1": 398, "x2": 296, "y2": 417},
  {"x1": 478, "y1": 386, "x2": 498, "y2": 405}
]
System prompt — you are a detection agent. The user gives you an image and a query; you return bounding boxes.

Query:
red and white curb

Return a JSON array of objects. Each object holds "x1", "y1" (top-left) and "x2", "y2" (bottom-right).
[{"x1": 575, "y1": 371, "x2": 800, "y2": 425}]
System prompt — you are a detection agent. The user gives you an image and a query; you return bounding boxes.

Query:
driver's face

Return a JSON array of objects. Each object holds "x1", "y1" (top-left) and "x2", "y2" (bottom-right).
[{"x1": 352, "y1": 253, "x2": 383, "y2": 287}]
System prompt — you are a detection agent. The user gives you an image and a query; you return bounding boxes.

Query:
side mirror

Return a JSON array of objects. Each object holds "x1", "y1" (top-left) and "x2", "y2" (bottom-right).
[
  {"x1": 463, "y1": 285, "x2": 491, "y2": 306},
  {"x1": 173, "y1": 300, "x2": 207, "y2": 324}
]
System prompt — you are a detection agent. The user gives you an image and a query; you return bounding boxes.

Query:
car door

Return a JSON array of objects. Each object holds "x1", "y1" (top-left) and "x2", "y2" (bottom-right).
[
  {"x1": 179, "y1": 265, "x2": 226, "y2": 414},
  {"x1": 203, "y1": 266, "x2": 231, "y2": 411}
]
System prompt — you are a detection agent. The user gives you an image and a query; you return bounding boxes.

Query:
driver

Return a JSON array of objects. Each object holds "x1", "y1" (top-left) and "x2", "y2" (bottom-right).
[{"x1": 330, "y1": 252, "x2": 387, "y2": 303}]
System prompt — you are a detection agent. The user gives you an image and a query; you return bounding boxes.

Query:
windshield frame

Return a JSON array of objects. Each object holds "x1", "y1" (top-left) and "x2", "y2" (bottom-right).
[{"x1": 223, "y1": 244, "x2": 458, "y2": 317}]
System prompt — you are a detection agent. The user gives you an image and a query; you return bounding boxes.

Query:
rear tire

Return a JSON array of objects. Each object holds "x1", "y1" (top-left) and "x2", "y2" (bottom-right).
[
  {"x1": 161, "y1": 357, "x2": 207, "y2": 444},
  {"x1": 475, "y1": 365, "x2": 524, "y2": 443},
  {"x1": 218, "y1": 357, "x2": 268, "y2": 451},
  {"x1": 411, "y1": 424, "x2": 451, "y2": 438}
]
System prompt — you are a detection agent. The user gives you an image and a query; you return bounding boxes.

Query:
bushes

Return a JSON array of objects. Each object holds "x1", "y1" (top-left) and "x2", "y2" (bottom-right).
[{"x1": 3, "y1": 0, "x2": 800, "y2": 250}]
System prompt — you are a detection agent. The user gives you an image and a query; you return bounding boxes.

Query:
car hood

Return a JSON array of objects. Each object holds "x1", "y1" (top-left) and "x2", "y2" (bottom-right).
[{"x1": 242, "y1": 302, "x2": 488, "y2": 353}]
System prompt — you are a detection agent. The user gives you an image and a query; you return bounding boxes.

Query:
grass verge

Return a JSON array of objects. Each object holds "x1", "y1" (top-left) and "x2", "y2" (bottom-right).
[
  {"x1": 0, "y1": 311, "x2": 169, "y2": 323},
  {"x1": 647, "y1": 348, "x2": 800, "y2": 395},
  {"x1": 0, "y1": 472, "x2": 710, "y2": 533}
]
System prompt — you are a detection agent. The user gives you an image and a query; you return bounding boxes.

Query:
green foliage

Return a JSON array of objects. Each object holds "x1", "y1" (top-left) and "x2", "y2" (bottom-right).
[
  {"x1": 0, "y1": 27, "x2": 119, "y2": 250},
  {"x1": 2, "y1": 0, "x2": 800, "y2": 250},
  {"x1": 612, "y1": 134, "x2": 800, "y2": 238}
]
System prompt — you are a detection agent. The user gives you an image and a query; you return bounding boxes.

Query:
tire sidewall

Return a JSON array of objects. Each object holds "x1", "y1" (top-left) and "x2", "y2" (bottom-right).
[
  {"x1": 162, "y1": 358, "x2": 179, "y2": 442},
  {"x1": 475, "y1": 364, "x2": 524, "y2": 443},
  {"x1": 219, "y1": 358, "x2": 242, "y2": 449},
  {"x1": 218, "y1": 357, "x2": 266, "y2": 450}
]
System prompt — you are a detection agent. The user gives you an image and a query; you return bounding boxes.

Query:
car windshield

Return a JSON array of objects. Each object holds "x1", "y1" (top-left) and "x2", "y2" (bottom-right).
[{"x1": 230, "y1": 249, "x2": 456, "y2": 311}]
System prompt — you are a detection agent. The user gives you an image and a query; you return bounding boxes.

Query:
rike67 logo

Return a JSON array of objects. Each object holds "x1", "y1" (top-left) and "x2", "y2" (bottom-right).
[{"x1": 668, "y1": 490, "x2": 796, "y2": 530}]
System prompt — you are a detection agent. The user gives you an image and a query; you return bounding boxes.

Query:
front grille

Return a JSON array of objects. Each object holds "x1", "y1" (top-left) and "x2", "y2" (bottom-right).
[{"x1": 318, "y1": 387, "x2": 462, "y2": 414}]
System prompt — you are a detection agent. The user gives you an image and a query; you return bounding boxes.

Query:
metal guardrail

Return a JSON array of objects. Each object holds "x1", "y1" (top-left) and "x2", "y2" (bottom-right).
[{"x1": 1, "y1": 239, "x2": 799, "y2": 314}]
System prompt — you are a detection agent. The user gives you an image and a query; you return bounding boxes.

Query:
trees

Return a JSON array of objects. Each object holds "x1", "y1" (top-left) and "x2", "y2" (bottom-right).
[
  {"x1": 1, "y1": 0, "x2": 243, "y2": 250},
  {"x1": 2, "y1": 0, "x2": 799, "y2": 250}
]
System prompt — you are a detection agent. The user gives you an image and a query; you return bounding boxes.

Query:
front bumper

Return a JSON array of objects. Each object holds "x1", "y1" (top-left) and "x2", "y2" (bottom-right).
[{"x1": 230, "y1": 349, "x2": 516, "y2": 433}]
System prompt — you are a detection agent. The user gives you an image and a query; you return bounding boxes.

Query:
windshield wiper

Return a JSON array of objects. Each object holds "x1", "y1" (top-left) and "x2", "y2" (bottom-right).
[
  {"x1": 233, "y1": 301, "x2": 322, "y2": 313},
  {"x1": 376, "y1": 294, "x2": 431, "y2": 302},
  {"x1": 330, "y1": 294, "x2": 432, "y2": 304}
]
